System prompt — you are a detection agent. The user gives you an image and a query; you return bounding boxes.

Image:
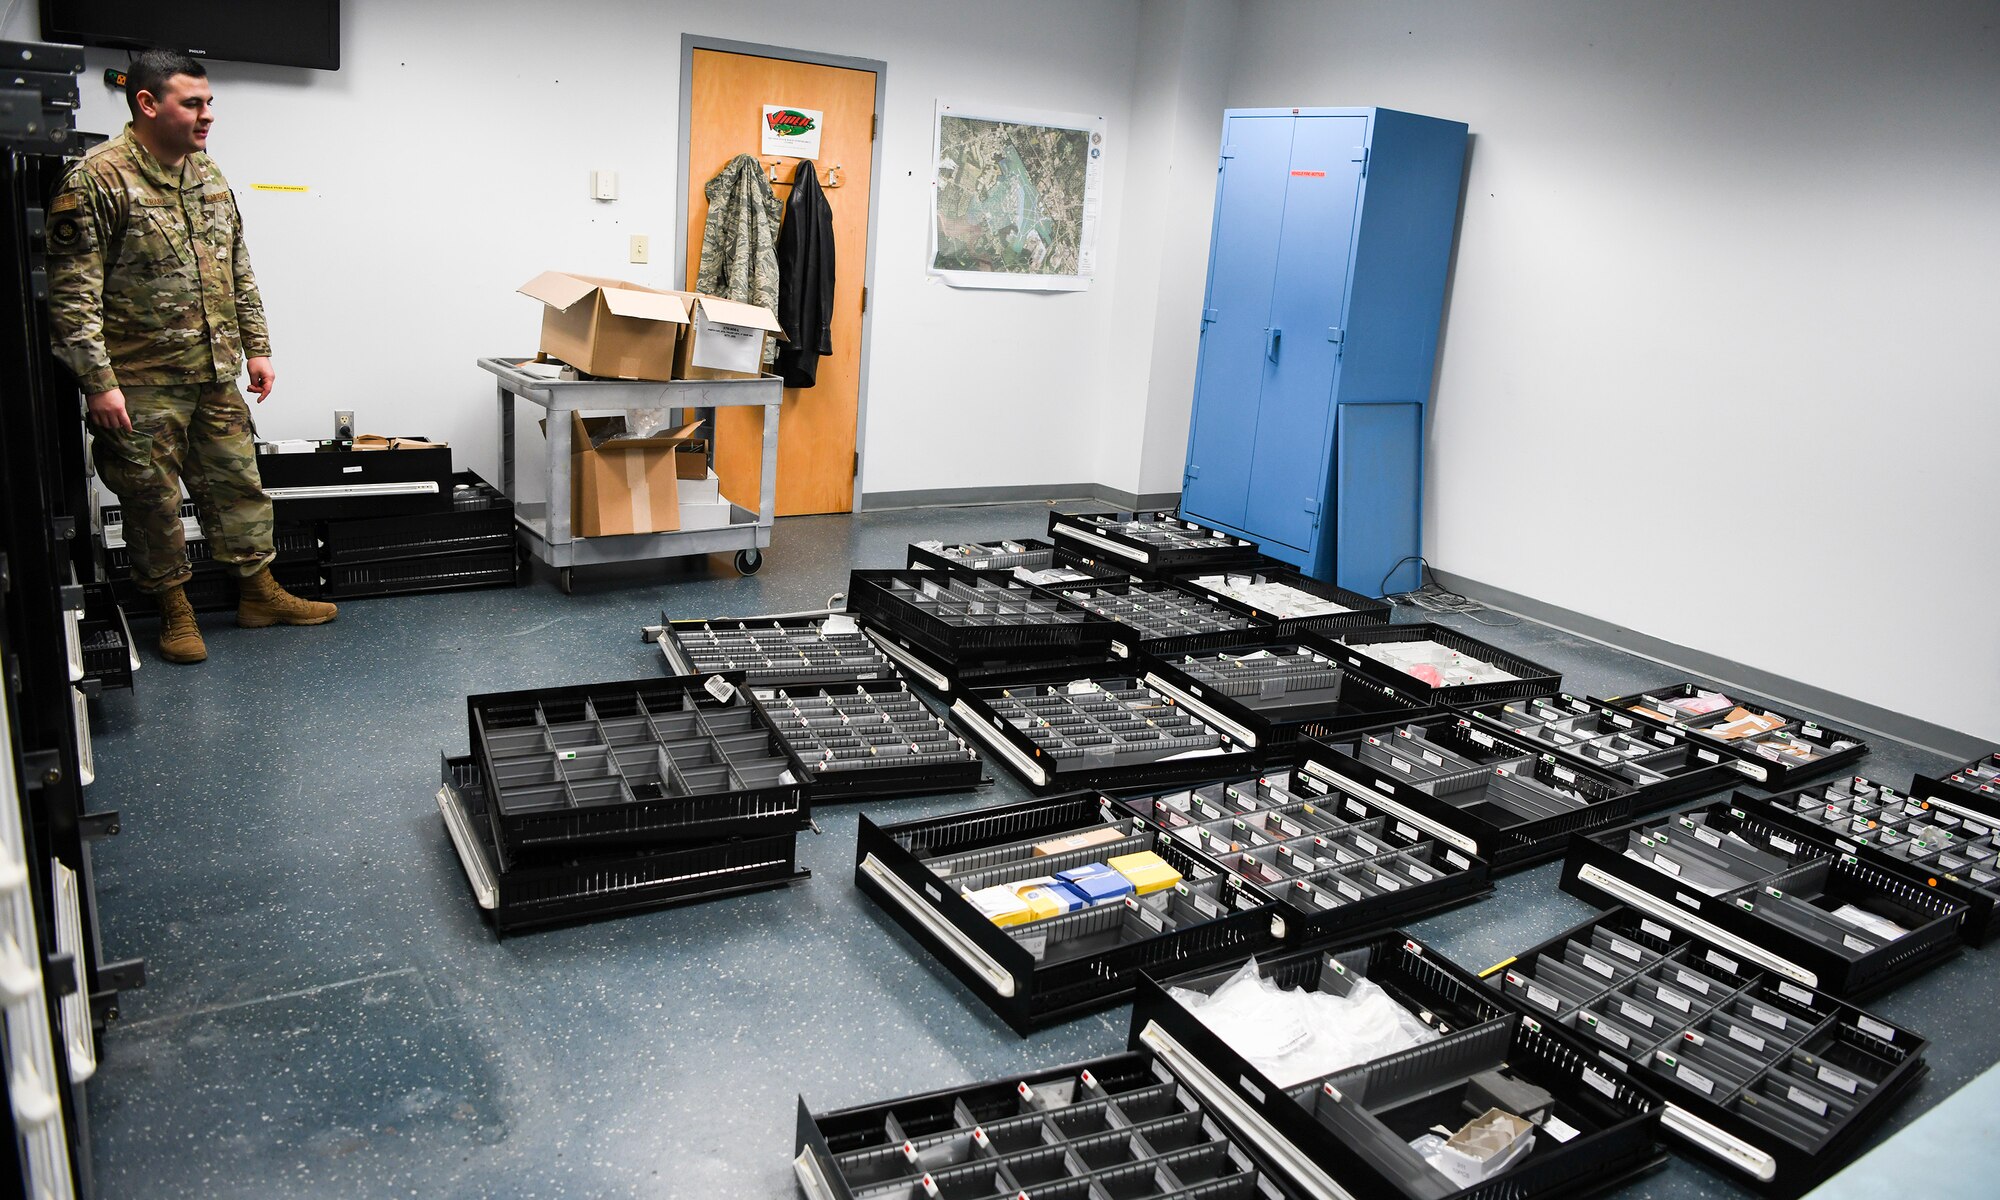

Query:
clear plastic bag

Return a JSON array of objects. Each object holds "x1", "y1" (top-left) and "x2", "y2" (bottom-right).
[{"x1": 1167, "y1": 957, "x2": 1440, "y2": 1087}]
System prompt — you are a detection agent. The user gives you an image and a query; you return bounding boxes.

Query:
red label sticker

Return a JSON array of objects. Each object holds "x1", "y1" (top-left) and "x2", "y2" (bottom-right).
[{"x1": 1291, "y1": 170, "x2": 1326, "y2": 177}]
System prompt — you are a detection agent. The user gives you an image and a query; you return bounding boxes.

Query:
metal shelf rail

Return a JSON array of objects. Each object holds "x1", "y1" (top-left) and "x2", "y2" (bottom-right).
[{"x1": 477, "y1": 357, "x2": 782, "y2": 592}]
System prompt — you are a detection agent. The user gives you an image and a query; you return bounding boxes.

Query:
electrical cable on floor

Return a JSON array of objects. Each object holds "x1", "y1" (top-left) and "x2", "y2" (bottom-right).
[{"x1": 1378, "y1": 555, "x2": 1519, "y2": 627}]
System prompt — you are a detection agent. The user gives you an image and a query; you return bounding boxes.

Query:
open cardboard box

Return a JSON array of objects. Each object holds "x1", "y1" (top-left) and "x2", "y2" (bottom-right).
[
  {"x1": 666, "y1": 291, "x2": 784, "y2": 380},
  {"x1": 555, "y1": 413, "x2": 707, "y2": 536},
  {"x1": 518, "y1": 271, "x2": 688, "y2": 381}
]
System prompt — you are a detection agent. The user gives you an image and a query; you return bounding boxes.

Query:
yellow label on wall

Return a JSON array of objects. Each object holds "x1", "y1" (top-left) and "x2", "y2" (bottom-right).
[{"x1": 251, "y1": 184, "x2": 310, "y2": 193}]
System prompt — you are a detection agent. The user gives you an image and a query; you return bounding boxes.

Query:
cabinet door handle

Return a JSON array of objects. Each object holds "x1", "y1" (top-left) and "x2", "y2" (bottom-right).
[{"x1": 1266, "y1": 327, "x2": 1283, "y2": 363}]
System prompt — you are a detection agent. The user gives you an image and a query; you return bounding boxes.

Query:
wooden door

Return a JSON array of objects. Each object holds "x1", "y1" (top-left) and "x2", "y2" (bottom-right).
[{"x1": 686, "y1": 48, "x2": 875, "y2": 516}]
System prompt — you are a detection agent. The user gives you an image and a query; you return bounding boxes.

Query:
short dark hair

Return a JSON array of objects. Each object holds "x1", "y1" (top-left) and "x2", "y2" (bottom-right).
[{"x1": 125, "y1": 50, "x2": 206, "y2": 117}]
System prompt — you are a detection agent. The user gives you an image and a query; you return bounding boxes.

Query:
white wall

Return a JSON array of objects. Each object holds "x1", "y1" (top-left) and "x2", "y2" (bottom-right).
[
  {"x1": 1096, "y1": 0, "x2": 1238, "y2": 500},
  {"x1": 1220, "y1": 0, "x2": 2000, "y2": 741},
  {"x1": 9, "y1": 0, "x2": 1143, "y2": 502}
]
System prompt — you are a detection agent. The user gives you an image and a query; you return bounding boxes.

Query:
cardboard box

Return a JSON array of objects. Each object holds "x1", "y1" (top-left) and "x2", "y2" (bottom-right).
[
  {"x1": 675, "y1": 440, "x2": 710, "y2": 480},
  {"x1": 668, "y1": 291, "x2": 784, "y2": 380},
  {"x1": 518, "y1": 271, "x2": 688, "y2": 381},
  {"x1": 563, "y1": 413, "x2": 706, "y2": 536}
]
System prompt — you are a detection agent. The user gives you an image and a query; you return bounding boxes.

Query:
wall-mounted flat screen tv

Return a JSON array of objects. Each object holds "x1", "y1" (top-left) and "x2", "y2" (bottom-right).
[{"x1": 41, "y1": 1, "x2": 340, "y2": 71}]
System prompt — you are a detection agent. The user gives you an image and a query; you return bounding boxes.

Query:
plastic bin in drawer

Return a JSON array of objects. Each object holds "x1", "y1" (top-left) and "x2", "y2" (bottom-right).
[
  {"x1": 1048, "y1": 509, "x2": 1263, "y2": 577},
  {"x1": 753, "y1": 679, "x2": 983, "y2": 802},
  {"x1": 658, "y1": 613, "x2": 901, "y2": 689},
  {"x1": 1037, "y1": 579, "x2": 1272, "y2": 658},
  {"x1": 1136, "y1": 640, "x2": 1428, "y2": 763},
  {"x1": 1108, "y1": 770, "x2": 1492, "y2": 946},
  {"x1": 434, "y1": 755, "x2": 805, "y2": 934},
  {"x1": 1296, "y1": 722, "x2": 1641, "y2": 873},
  {"x1": 1457, "y1": 695, "x2": 1745, "y2": 810},
  {"x1": 854, "y1": 793, "x2": 1277, "y2": 1033},
  {"x1": 1482, "y1": 907, "x2": 1927, "y2": 1195},
  {"x1": 1558, "y1": 804, "x2": 1966, "y2": 999},
  {"x1": 1592, "y1": 682, "x2": 1869, "y2": 788},
  {"x1": 1328, "y1": 624, "x2": 1561, "y2": 707},
  {"x1": 951, "y1": 676, "x2": 1261, "y2": 796},
  {"x1": 1735, "y1": 779, "x2": 2000, "y2": 945},
  {"x1": 467, "y1": 674, "x2": 812, "y2": 865},
  {"x1": 1132, "y1": 933, "x2": 1667, "y2": 1200},
  {"x1": 850, "y1": 569, "x2": 1117, "y2": 662},
  {"x1": 1168, "y1": 566, "x2": 1391, "y2": 637}
]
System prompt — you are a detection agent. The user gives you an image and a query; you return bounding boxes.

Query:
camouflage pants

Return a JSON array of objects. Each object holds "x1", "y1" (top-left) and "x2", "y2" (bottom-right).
[{"x1": 92, "y1": 382, "x2": 276, "y2": 593}]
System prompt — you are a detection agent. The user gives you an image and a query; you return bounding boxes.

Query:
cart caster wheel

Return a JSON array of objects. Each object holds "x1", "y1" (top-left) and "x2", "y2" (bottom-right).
[
  {"x1": 558, "y1": 567, "x2": 574, "y2": 594},
  {"x1": 734, "y1": 549, "x2": 763, "y2": 576}
]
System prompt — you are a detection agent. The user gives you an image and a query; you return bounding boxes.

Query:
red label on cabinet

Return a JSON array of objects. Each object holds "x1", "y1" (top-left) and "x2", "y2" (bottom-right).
[{"x1": 1291, "y1": 170, "x2": 1326, "y2": 177}]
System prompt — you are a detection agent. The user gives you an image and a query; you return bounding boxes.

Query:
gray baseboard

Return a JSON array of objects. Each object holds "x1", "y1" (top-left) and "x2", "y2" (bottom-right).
[
  {"x1": 1429, "y1": 567, "x2": 1993, "y2": 761},
  {"x1": 861, "y1": 484, "x2": 1181, "y2": 512}
]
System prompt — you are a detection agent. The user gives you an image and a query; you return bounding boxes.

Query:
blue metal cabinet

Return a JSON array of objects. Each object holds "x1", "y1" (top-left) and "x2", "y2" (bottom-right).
[{"x1": 1180, "y1": 107, "x2": 1467, "y2": 595}]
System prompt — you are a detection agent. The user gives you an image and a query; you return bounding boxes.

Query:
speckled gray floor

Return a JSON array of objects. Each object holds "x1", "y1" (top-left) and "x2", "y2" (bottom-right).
[{"x1": 80, "y1": 503, "x2": 1995, "y2": 1199}]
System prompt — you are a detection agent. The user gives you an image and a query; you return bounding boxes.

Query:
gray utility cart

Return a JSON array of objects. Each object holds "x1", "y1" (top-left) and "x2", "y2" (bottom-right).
[{"x1": 478, "y1": 357, "x2": 781, "y2": 594}]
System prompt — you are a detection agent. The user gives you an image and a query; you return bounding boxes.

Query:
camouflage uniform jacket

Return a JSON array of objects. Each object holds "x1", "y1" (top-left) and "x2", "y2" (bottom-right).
[
  {"x1": 695, "y1": 154, "x2": 783, "y2": 318},
  {"x1": 46, "y1": 124, "x2": 270, "y2": 394}
]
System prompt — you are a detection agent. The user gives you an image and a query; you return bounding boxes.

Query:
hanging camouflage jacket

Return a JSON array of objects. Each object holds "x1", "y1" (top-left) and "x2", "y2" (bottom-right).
[
  {"x1": 45, "y1": 124, "x2": 270, "y2": 394},
  {"x1": 695, "y1": 154, "x2": 782, "y2": 364}
]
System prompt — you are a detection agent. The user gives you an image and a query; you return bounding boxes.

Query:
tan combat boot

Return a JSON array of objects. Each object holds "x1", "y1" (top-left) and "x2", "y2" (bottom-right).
[
  {"x1": 156, "y1": 585, "x2": 208, "y2": 664},
  {"x1": 236, "y1": 567, "x2": 338, "y2": 628}
]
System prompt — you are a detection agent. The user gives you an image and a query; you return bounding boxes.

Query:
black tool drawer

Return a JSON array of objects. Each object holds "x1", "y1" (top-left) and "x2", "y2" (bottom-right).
[
  {"x1": 1558, "y1": 803, "x2": 1965, "y2": 999},
  {"x1": 435, "y1": 755, "x2": 806, "y2": 934},
  {"x1": 1107, "y1": 769, "x2": 1492, "y2": 947},
  {"x1": 1485, "y1": 907, "x2": 1927, "y2": 1195},
  {"x1": 950, "y1": 676, "x2": 1261, "y2": 796},
  {"x1": 1329, "y1": 624, "x2": 1561, "y2": 707},
  {"x1": 1048, "y1": 509, "x2": 1264, "y2": 577},
  {"x1": 1592, "y1": 683, "x2": 1869, "y2": 789},
  {"x1": 1131, "y1": 933, "x2": 1667, "y2": 1200},
  {"x1": 1138, "y1": 639, "x2": 1430, "y2": 763},
  {"x1": 466, "y1": 675, "x2": 812, "y2": 866},
  {"x1": 854, "y1": 793, "x2": 1276, "y2": 1033},
  {"x1": 753, "y1": 679, "x2": 983, "y2": 802},
  {"x1": 1296, "y1": 718, "x2": 1644, "y2": 873}
]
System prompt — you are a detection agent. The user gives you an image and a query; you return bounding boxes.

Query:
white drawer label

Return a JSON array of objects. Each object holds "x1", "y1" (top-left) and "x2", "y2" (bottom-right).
[
  {"x1": 1675, "y1": 1064, "x2": 1715, "y2": 1095},
  {"x1": 1817, "y1": 1066, "x2": 1860, "y2": 1094},
  {"x1": 1727, "y1": 1024, "x2": 1767, "y2": 1053},
  {"x1": 1620, "y1": 1002, "x2": 1655, "y2": 1028},
  {"x1": 1706, "y1": 949, "x2": 1740, "y2": 975},
  {"x1": 1787, "y1": 1086, "x2": 1828, "y2": 1117},
  {"x1": 1581, "y1": 954, "x2": 1614, "y2": 979},
  {"x1": 1856, "y1": 1015, "x2": 1896, "y2": 1043}
]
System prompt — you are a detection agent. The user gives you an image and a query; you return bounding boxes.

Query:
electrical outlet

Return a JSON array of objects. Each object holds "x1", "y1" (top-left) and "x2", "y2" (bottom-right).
[
  {"x1": 628, "y1": 234, "x2": 650, "y2": 264},
  {"x1": 333, "y1": 409, "x2": 354, "y2": 440}
]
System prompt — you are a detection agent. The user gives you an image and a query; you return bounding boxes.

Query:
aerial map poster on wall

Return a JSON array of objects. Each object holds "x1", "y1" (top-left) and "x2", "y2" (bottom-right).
[{"x1": 930, "y1": 101, "x2": 1105, "y2": 291}]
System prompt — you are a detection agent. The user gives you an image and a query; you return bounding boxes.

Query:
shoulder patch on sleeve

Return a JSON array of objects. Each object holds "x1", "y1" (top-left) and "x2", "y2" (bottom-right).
[
  {"x1": 48, "y1": 215, "x2": 84, "y2": 252},
  {"x1": 50, "y1": 192, "x2": 81, "y2": 214}
]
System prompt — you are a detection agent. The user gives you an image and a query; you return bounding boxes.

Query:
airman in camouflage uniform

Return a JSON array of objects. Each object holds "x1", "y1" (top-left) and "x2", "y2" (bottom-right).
[{"x1": 46, "y1": 50, "x2": 334, "y2": 664}]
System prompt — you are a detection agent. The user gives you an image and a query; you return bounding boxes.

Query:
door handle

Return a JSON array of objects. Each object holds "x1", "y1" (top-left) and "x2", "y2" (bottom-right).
[{"x1": 1266, "y1": 327, "x2": 1283, "y2": 363}]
